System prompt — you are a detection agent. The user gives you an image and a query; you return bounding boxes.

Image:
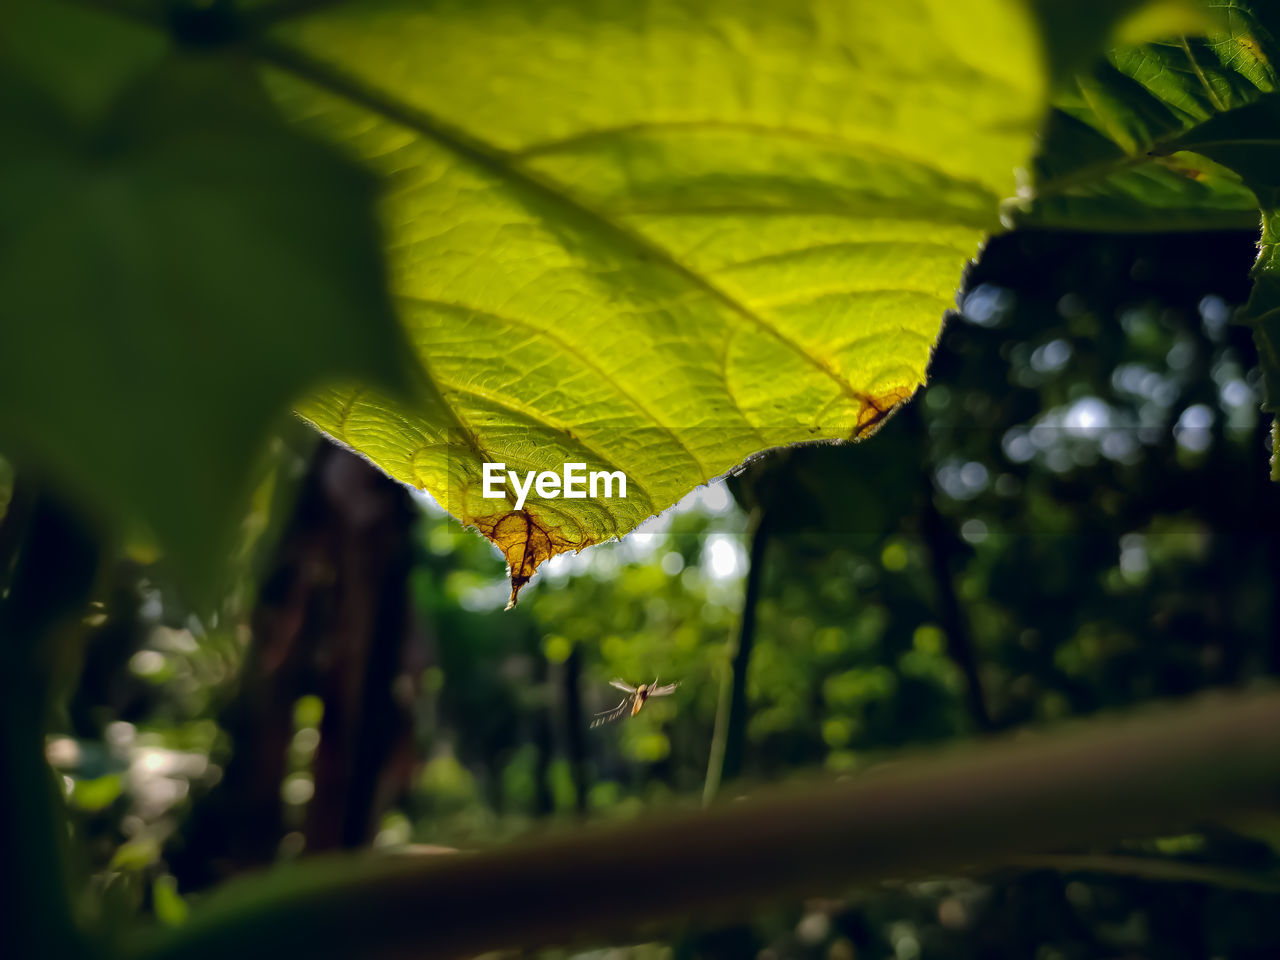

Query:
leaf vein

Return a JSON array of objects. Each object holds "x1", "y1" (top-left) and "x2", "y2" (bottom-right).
[
  {"x1": 710, "y1": 239, "x2": 974, "y2": 275},
  {"x1": 434, "y1": 380, "x2": 658, "y2": 519},
  {"x1": 253, "y1": 39, "x2": 890, "y2": 410},
  {"x1": 397, "y1": 296, "x2": 717, "y2": 479}
]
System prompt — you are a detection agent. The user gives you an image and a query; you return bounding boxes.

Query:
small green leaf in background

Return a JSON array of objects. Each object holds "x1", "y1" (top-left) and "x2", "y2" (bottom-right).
[
  {"x1": 0, "y1": 2, "x2": 414, "y2": 599},
  {"x1": 109, "y1": 835, "x2": 163, "y2": 873},
  {"x1": 151, "y1": 875, "x2": 188, "y2": 929},
  {"x1": 70, "y1": 773, "x2": 124, "y2": 813}
]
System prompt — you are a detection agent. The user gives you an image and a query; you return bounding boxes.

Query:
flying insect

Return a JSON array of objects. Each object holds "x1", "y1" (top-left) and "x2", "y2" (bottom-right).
[{"x1": 591, "y1": 677, "x2": 679, "y2": 728}]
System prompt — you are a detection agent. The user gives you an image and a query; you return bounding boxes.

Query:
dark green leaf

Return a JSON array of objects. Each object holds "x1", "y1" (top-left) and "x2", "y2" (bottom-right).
[
  {"x1": 1163, "y1": 93, "x2": 1280, "y2": 474},
  {"x1": 0, "y1": 38, "x2": 413, "y2": 598},
  {"x1": 1018, "y1": 3, "x2": 1275, "y2": 231}
]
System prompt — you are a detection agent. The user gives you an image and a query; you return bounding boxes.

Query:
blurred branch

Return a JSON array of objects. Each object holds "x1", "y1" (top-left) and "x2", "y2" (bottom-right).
[
  {"x1": 998, "y1": 853, "x2": 1280, "y2": 894},
  {"x1": 128, "y1": 689, "x2": 1280, "y2": 960},
  {"x1": 532, "y1": 653, "x2": 556, "y2": 817},
  {"x1": 0, "y1": 494, "x2": 101, "y2": 959},
  {"x1": 703, "y1": 507, "x2": 770, "y2": 805},
  {"x1": 1255, "y1": 416, "x2": 1280, "y2": 678}
]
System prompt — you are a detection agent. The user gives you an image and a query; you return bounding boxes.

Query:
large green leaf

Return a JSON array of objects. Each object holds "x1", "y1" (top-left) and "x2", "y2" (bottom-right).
[
  {"x1": 249, "y1": 0, "x2": 1057, "y2": 603},
  {"x1": 0, "y1": 2, "x2": 413, "y2": 597}
]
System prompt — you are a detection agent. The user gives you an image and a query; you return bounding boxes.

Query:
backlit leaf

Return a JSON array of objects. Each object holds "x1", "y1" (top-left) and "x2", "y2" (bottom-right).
[{"x1": 258, "y1": 0, "x2": 1053, "y2": 603}]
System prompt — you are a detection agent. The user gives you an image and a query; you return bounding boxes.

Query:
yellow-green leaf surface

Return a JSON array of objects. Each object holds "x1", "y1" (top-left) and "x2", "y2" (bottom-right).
[{"x1": 256, "y1": 0, "x2": 1050, "y2": 603}]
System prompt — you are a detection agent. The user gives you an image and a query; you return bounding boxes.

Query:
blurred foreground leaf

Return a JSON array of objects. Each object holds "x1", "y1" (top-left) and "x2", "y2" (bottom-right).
[
  {"x1": 0, "y1": 32, "x2": 411, "y2": 597},
  {"x1": 129, "y1": 690, "x2": 1280, "y2": 960}
]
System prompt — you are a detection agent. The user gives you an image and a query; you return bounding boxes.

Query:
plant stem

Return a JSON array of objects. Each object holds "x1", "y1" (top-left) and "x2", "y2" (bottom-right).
[
  {"x1": 919, "y1": 481, "x2": 993, "y2": 732},
  {"x1": 128, "y1": 689, "x2": 1280, "y2": 960},
  {"x1": 902, "y1": 401, "x2": 992, "y2": 732},
  {"x1": 703, "y1": 509, "x2": 769, "y2": 805},
  {"x1": 564, "y1": 643, "x2": 589, "y2": 815}
]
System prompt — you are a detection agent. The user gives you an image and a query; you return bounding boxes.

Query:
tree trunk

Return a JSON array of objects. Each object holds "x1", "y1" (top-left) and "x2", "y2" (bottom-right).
[{"x1": 170, "y1": 440, "x2": 418, "y2": 886}]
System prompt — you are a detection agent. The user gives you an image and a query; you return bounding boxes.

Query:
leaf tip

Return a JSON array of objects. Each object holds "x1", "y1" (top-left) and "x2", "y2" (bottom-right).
[
  {"x1": 473, "y1": 508, "x2": 589, "y2": 610},
  {"x1": 505, "y1": 577, "x2": 527, "y2": 610}
]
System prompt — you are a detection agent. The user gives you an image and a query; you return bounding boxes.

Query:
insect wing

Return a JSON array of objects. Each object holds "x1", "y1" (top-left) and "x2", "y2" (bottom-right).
[
  {"x1": 609, "y1": 678, "x2": 637, "y2": 694},
  {"x1": 590, "y1": 697, "x2": 633, "y2": 728},
  {"x1": 648, "y1": 682, "x2": 679, "y2": 697}
]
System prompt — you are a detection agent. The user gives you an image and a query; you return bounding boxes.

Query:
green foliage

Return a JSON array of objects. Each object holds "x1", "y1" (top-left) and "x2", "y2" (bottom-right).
[
  {"x1": 6, "y1": 2, "x2": 1280, "y2": 960},
  {"x1": 1028, "y1": 0, "x2": 1222, "y2": 84},
  {"x1": 0, "y1": 0, "x2": 413, "y2": 598},
  {"x1": 1160, "y1": 94, "x2": 1280, "y2": 472},
  {"x1": 1019, "y1": 1, "x2": 1275, "y2": 231},
  {"x1": 29, "y1": 228, "x2": 1280, "y2": 959},
  {"x1": 150, "y1": 876, "x2": 187, "y2": 929},
  {"x1": 1003, "y1": 1, "x2": 1280, "y2": 480}
]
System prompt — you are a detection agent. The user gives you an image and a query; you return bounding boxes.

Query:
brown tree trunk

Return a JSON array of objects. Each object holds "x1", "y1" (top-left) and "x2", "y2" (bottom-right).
[{"x1": 170, "y1": 440, "x2": 418, "y2": 886}]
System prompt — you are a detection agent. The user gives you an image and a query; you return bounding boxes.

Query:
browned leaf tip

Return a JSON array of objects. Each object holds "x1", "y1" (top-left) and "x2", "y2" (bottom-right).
[
  {"x1": 473, "y1": 509, "x2": 584, "y2": 609},
  {"x1": 854, "y1": 386, "x2": 915, "y2": 438}
]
